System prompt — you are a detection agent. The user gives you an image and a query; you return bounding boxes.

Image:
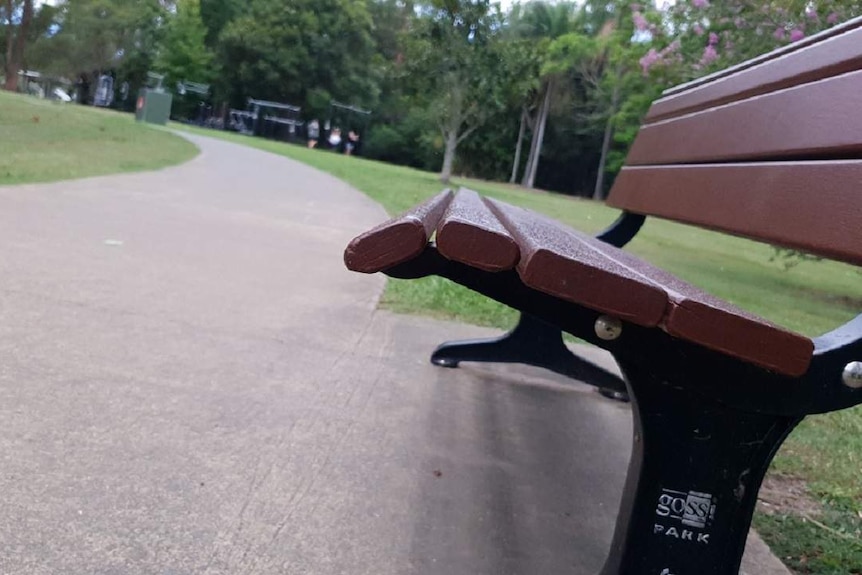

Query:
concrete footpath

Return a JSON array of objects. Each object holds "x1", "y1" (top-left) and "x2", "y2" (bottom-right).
[{"x1": 0, "y1": 132, "x2": 788, "y2": 574}]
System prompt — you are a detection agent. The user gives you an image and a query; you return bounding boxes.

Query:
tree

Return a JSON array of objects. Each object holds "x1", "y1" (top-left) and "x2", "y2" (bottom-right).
[
  {"x1": 640, "y1": 1, "x2": 862, "y2": 81},
  {"x1": 22, "y1": 0, "x2": 167, "y2": 107},
  {"x1": 199, "y1": 0, "x2": 240, "y2": 48},
  {"x1": 2, "y1": 0, "x2": 34, "y2": 91},
  {"x1": 55, "y1": 0, "x2": 141, "y2": 75},
  {"x1": 453, "y1": 34, "x2": 541, "y2": 182},
  {"x1": 498, "y1": 37, "x2": 542, "y2": 183},
  {"x1": 156, "y1": 0, "x2": 213, "y2": 88},
  {"x1": 556, "y1": 1, "x2": 654, "y2": 200},
  {"x1": 217, "y1": 0, "x2": 379, "y2": 114},
  {"x1": 3, "y1": 0, "x2": 60, "y2": 82},
  {"x1": 507, "y1": 1, "x2": 580, "y2": 188},
  {"x1": 368, "y1": 0, "x2": 415, "y2": 63},
  {"x1": 546, "y1": 28, "x2": 611, "y2": 197},
  {"x1": 404, "y1": 0, "x2": 506, "y2": 183},
  {"x1": 32, "y1": 1, "x2": 166, "y2": 77}
]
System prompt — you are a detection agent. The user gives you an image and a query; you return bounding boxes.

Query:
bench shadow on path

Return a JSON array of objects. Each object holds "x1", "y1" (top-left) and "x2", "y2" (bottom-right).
[{"x1": 406, "y1": 356, "x2": 632, "y2": 575}]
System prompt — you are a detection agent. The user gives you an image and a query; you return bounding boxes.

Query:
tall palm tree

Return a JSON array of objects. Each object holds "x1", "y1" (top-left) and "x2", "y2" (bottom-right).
[
  {"x1": 507, "y1": 1, "x2": 579, "y2": 188},
  {"x1": 577, "y1": 0, "x2": 624, "y2": 199}
]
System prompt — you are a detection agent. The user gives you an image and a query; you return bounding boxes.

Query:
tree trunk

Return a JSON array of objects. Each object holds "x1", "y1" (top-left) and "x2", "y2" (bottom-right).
[
  {"x1": 440, "y1": 128, "x2": 458, "y2": 184},
  {"x1": 510, "y1": 108, "x2": 527, "y2": 184},
  {"x1": 4, "y1": 0, "x2": 14, "y2": 90},
  {"x1": 593, "y1": 71, "x2": 622, "y2": 201},
  {"x1": 521, "y1": 107, "x2": 539, "y2": 187},
  {"x1": 3, "y1": 0, "x2": 34, "y2": 92},
  {"x1": 524, "y1": 80, "x2": 552, "y2": 189}
]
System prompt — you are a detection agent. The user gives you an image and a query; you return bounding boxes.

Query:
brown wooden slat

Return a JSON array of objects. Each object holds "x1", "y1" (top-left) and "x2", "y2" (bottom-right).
[
  {"x1": 435, "y1": 188, "x2": 520, "y2": 272},
  {"x1": 628, "y1": 69, "x2": 862, "y2": 166},
  {"x1": 582, "y1": 239, "x2": 814, "y2": 377},
  {"x1": 607, "y1": 162, "x2": 862, "y2": 265},
  {"x1": 662, "y1": 16, "x2": 862, "y2": 97},
  {"x1": 343, "y1": 189, "x2": 453, "y2": 273},
  {"x1": 485, "y1": 198, "x2": 669, "y2": 327},
  {"x1": 487, "y1": 197, "x2": 813, "y2": 375},
  {"x1": 647, "y1": 23, "x2": 862, "y2": 123},
  {"x1": 666, "y1": 295, "x2": 813, "y2": 377}
]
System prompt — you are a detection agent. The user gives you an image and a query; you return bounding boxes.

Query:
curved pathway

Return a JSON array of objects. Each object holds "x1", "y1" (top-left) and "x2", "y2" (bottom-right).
[{"x1": 0, "y1": 133, "x2": 784, "y2": 574}]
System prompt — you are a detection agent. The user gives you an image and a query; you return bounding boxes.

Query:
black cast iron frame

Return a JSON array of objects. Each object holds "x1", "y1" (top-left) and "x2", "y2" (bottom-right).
[{"x1": 386, "y1": 231, "x2": 862, "y2": 575}]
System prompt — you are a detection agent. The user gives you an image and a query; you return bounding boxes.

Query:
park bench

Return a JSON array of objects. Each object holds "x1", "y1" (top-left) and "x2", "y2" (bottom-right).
[{"x1": 343, "y1": 17, "x2": 862, "y2": 575}]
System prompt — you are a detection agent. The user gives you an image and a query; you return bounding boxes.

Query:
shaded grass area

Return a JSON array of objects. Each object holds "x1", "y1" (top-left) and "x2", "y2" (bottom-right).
[
  {"x1": 0, "y1": 92, "x2": 197, "y2": 186},
  {"x1": 178, "y1": 125, "x2": 862, "y2": 574}
]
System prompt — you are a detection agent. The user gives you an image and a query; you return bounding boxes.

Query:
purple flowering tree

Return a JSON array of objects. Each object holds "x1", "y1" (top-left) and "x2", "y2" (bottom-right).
[
  {"x1": 640, "y1": 0, "x2": 862, "y2": 80},
  {"x1": 601, "y1": 0, "x2": 862, "y2": 196}
]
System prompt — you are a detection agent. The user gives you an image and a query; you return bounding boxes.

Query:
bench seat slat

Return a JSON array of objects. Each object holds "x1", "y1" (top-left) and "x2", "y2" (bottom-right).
[
  {"x1": 648, "y1": 20, "x2": 862, "y2": 122},
  {"x1": 580, "y1": 238, "x2": 814, "y2": 377},
  {"x1": 485, "y1": 198, "x2": 670, "y2": 327},
  {"x1": 608, "y1": 162, "x2": 862, "y2": 265},
  {"x1": 436, "y1": 188, "x2": 520, "y2": 272},
  {"x1": 343, "y1": 187, "x2": 819, "y2": 376},
  {"x1": 344, "y1": 189, "x2": 453, "y2": 273},
  {"x1": 486, "y1": 197, "x2": 814, "y2": 376},
  {"x1": 628, "y1": 69, "x2": 862, "y2": 166}
]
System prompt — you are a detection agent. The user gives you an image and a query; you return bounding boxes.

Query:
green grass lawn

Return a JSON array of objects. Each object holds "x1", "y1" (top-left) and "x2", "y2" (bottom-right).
[
  {"x1": 178, "y1": 125, "x2": 862, "y2": 573},
  {"x1": 0, "y1": 91, "x2": 197, "y2": 186}
]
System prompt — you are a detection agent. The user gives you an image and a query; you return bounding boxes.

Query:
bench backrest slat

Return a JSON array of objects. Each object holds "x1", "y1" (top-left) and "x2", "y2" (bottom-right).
[
  {"x1": 629, "y1": 69, "x2": 862, "y2": 165},
  {"x1": 607, "y1": 20, "x2": 862, "y2": 264},
  {"x1": 608, "y1": 161, "x2": 862, "y2": 266}
]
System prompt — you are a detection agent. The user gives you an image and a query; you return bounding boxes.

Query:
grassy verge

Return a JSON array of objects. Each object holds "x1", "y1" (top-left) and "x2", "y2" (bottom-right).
[
  {"x1": 0, "y1": 91, "x2": 197, "y2": 186},
  {"x1": 177, "y1": 125, "x2": 862, "y2": 574},
  {"x1": 757, "y1": 501, "x2": 862, "y2": 574}
]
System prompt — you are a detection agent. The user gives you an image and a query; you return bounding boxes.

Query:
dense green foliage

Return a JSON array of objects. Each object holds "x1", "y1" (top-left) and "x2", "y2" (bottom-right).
[
  {"x1": 217, "y1": 0, "x2": 380, "y2": 115},
  {"x1": 6, "y1": 0, "x2": 862, "y2": 191},
  {"x1": 156, "y1": 0, "x2": 213, "y2": 91}
]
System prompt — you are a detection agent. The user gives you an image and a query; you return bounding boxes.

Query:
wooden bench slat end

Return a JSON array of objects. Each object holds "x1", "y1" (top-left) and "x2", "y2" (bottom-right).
[
  {"x1": 436, "y1": 188, "x2": 521, "y2": 272},
  {"x1": 344, "y1": 219, "x2": 429, "y2": 273},
  {"x1": 343, "y1": 189, "x2": 454, "y2": 273}
]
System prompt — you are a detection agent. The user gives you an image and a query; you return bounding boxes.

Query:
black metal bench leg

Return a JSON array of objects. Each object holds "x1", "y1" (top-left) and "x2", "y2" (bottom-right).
[
  {"x1": 431, "y1": 313, "x2": 629, "y2": 399},
  {"x1": 601, "y1": 360, "x2": 801, "y2": 575}
]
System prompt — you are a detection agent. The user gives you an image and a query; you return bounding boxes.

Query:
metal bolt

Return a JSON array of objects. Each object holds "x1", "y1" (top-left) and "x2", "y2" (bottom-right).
[
  {"x1": 595, "y1": 315, "x2": 623, "y2": 341},
  {"x1": 843, "y1": 361, "x2": 862, "y2": 388}
]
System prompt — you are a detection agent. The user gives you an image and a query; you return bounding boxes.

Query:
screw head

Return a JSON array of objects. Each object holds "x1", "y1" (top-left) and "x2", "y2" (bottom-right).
[
  {"x1": 843, "y1": 361, "x2": 862, "y2": 388},
  {"x1": 595, "y1": 315, "x2": 623, "y2": 341}
]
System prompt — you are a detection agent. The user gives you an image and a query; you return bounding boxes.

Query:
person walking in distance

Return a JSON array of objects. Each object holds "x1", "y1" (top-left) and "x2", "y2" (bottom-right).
[
  {"x1": 307, "y1": 119, "x2": 320, "y2": 148},
  {"x1": 345, "y1": 130, "x2": 360, "y2": 156}
]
